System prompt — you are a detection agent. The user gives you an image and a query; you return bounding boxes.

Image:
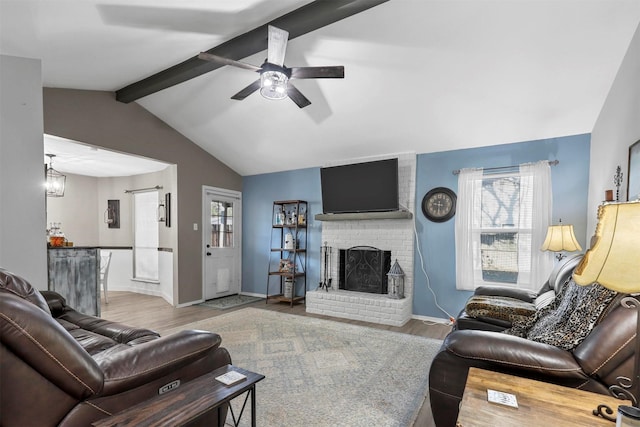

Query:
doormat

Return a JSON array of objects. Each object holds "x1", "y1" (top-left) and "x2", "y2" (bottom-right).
[{"x1": 198, "y1": 294, "x2": 263, "y2": 310}]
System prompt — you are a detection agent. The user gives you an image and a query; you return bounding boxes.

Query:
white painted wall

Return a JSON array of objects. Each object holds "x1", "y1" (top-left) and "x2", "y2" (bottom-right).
[
  {"x1": 103, "y1": 248, "x2": 173, "y2": 304},
  {"x1": 47, "y1": 173, "x2": 99, "y2": 246},
  {"x1": 0, "y1": 55, "x2": 48, "y2": 288},
  {"x1": 589, "y1": 23, "x2": 640, "y2": 236}
]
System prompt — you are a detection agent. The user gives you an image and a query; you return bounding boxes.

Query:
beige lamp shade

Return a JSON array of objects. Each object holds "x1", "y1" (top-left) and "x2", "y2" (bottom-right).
[
  {"x1": 540, "y1": 224, "x2": 582, "y2": 253},
  {"x1": 573, "y1": 202, "x2": 640, "y2": 292}
]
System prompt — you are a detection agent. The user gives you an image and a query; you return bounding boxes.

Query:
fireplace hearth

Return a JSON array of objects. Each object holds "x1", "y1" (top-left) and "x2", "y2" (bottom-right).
[{"x1": 339, "y1": 246, "x2": 391, "y2": 294}]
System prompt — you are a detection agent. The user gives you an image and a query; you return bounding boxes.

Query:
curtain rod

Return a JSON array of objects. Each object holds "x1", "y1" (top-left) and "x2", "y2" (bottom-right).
[
  {"x1": 452, "y1": 160, "x2": 559, "y2": 175},
  {"x1": 124, "y1": 185, "x2": 163, "y2": 194}
]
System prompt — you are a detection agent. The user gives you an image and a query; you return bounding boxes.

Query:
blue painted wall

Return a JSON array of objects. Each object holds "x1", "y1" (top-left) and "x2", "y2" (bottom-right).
[
  {"x1": 413, "y1": 134, "x2": 591, "y2": 319},
  {"x1": 241, "y1": 134, "x2": 591, "y2": 320},
  {"x1": 242, "y1": 167, "x2": 322, "y2": 296}
]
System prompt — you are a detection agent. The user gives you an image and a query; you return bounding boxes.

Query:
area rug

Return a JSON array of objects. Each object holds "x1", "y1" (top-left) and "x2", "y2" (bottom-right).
[
  {"x1": 198, "y1": 294, "x2": 263, "y2": 310},
  {"x1": 165, "y1": 307, "x2": 442, "y2": 427}
]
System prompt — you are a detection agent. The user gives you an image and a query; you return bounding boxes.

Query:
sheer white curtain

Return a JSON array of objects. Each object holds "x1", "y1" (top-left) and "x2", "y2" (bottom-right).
[
  {"x1": 455, "y1": 168, "x2": 483, "y2": 290},
  {"x1": 133, "y1": 191, "x2": 159, "y2": 281},
  {"x1": 519, "y1": 161, "x2": 554, "y2": 289},
  {"x1": 455, "y1": 161, "x2": 554, "y2": 291}
]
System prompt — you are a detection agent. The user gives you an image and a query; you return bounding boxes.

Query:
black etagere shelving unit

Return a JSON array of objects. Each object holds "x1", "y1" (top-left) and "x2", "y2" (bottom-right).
[{"x1": 266, "y1": 200, "x2": 307, "y2": 306}]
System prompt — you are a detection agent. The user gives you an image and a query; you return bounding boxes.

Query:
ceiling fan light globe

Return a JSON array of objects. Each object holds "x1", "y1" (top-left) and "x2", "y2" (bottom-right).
[{"x1": 260, "y1": 70, "x2": 288, "y2": 100}]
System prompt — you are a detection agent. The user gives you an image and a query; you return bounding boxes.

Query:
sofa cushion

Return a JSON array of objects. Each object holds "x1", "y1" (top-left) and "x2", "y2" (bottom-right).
[
  {"x1": 57, "y1": 309, "x2": 160, "y2": 345},
  {"x1": 68, "y1": 328, "x2": 122, "y2": 356},
  {"x1": 464, "y1": 295, "x2": 537, "y2": 324}
]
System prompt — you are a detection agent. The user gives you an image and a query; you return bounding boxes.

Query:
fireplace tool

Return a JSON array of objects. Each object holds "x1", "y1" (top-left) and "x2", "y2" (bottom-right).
[
  {"x1": 327, "y1": 245, "x2": 333, "y2": 289},
  {"x1": 318, "y1": 242, "x2": 331, "y2": 291}
]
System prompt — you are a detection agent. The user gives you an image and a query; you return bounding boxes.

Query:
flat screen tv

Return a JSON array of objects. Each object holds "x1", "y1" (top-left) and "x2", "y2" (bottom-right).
[{"x1": 320, "y1": 158, "x2": 399, "y2": 213}]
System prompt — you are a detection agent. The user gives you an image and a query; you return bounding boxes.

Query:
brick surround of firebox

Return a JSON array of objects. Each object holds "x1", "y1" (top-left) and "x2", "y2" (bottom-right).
[{"x1": 306, "y1": 154, "x2": 416, "y2": 326}]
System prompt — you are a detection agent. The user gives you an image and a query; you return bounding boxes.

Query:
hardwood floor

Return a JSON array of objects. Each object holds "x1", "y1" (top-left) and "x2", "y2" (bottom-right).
[{"x1": 100, "y1": 291, "x2": 452, "y2": 427}]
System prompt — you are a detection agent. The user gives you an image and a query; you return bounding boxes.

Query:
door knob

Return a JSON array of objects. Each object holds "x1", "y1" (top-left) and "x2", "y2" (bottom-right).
[{"x1": 206, "y1": 252, "x2": 212, "y2": 256}]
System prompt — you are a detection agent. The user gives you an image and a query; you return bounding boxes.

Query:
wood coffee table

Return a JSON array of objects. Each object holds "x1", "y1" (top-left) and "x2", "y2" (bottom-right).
[
  {"x1": 93, "y1": 365, "x2": 264, "y2": 427},
  {"x1": 457, "y1": 367, "x2": 630, "y2": 426}
]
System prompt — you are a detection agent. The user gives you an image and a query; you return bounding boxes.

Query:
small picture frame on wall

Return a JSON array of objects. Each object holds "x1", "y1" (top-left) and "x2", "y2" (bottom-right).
[
  {"x1": 629, "y1": 140, "x2": 640, "y2": 201},
  {"x1": 107, "y1": 199, "x2": 120, "y2": 229}
]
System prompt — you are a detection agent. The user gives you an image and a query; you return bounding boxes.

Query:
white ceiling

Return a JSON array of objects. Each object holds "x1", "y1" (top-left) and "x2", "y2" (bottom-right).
[
  {"x1": 43, "y1": 134, "x2": 171, "y2": 177},
  {"x1": 2, "y1": 0, "x2": 640, "y2": 176}
]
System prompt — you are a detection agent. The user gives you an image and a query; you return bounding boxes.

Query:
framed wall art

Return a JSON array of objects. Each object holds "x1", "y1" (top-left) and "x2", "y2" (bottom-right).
[
  {"x1": 629, "y1": 140, "x2": 640, "y2": 201},
  {"x1": 106, "y1": 199, "x2": 120, "y2": 229}
]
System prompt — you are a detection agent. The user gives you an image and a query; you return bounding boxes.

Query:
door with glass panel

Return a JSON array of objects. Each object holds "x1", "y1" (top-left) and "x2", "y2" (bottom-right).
[{"x1": 203, "y1": 187, "x2": 241, "y2": 300}]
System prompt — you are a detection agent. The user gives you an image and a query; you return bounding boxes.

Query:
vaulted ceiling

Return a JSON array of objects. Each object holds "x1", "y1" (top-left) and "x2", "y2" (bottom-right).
[{"x1": 2, "y1": 0, "x2": 639, "y2": 176}]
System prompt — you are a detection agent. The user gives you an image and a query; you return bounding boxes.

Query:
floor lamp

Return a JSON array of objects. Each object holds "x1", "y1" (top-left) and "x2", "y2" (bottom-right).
[{"x1": 573, "y1": 201, "x2": 640, "y2": 423}]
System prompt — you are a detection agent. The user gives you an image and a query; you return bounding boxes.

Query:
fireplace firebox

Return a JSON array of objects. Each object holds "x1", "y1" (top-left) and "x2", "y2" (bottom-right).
[{"x1": 339, "y1": 246, "x2": 391, "y2": 294}]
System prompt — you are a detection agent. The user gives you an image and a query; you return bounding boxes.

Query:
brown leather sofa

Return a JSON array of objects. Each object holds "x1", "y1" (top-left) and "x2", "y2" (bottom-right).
[
  {"x1": 0, "y1": 268, "x2": 232, "y2": 426},
  {"x1": 428, "y1": 258, "x2": 635, "y2": 427}
]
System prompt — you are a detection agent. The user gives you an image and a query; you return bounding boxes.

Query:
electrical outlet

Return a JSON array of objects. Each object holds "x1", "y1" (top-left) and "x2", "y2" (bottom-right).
[{"x1": 193, "y1": 223, "x2": 198, "y2": 231}]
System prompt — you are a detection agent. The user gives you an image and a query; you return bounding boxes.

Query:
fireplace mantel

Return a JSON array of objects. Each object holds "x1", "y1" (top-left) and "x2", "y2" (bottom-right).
[{"x1": 314, "y1": 210, "x2": 413, "y2": 221}]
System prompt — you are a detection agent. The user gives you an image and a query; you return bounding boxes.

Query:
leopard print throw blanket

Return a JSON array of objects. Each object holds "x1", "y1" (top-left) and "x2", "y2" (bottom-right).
[{"x1": 504, "y1": 278, "x2": 617, "y2": 351}]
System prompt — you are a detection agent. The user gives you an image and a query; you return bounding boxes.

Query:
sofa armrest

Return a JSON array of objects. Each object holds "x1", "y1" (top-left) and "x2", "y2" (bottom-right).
[
  {"x1": 454, "y1": 310, "x2": 513, "y2": 331},
  {"x1": 41, "y1": 289, "x2": 65, "y2": 314},
  {"x1": 473, "y1": 286, "x2": 538, "y2": 303},
  {"x1": 97, "y1": 330, "x2": 223, "y2": 395},
  {"x1": 445, "y1": 330, "x2": 584, "y2": 378}
]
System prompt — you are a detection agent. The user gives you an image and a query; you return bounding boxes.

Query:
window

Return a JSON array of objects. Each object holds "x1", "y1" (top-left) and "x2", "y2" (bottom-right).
[
  {"x1": 455, "y1": 161, "x2": 554, "y2": 291},
  {"x1": 133, "y1": 191, "x2": 159, "y2": 281},
  {"x1": 209, "y1": 200, "x2": 234, "y2": 248}
]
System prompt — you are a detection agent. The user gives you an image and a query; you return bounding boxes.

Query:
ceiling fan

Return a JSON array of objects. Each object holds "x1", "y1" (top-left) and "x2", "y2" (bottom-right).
[{"x1": 198, "y1": 25, "x2": 344, "y2": 109}]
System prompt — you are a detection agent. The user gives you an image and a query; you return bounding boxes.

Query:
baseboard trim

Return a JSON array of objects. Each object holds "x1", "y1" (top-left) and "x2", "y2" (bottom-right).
[{"x1": 411, "y1": 313, "x2": 451, "y2": 325}]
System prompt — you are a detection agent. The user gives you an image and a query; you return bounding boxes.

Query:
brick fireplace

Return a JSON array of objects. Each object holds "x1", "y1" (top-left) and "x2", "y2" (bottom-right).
[{"x1": 306, "y1": 154, "x2": 415, "y2": 326}]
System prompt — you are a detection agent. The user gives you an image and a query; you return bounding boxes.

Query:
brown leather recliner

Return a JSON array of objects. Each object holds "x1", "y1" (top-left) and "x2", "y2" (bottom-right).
[
  {"x1": 0, "y1": 268, "x2": 232, "y2": 426},
  {"x1": 428, "y1": 259, "x2": 635, "y2": 427},
  {"x1": 453, "y1": 253, "x2": 584, "y2": 332}
]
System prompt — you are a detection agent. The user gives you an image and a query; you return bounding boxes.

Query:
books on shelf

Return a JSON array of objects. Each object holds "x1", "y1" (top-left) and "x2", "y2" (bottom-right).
[{"x1": 215, "y1": 370, "x2": 247, "y2": 386}]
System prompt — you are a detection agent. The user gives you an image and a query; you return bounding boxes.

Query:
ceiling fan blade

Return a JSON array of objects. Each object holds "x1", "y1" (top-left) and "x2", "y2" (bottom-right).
[
  {"x1": 287, "y1": 83, "x2": 311, "y2": 109},
  {"x1": 198, "y1": 53, "x2": 261, "y2": 72},
  {"x1": 290, "y1": 66, "x2": 345, "y2": 79},
  {"x1": 231, "y1": 80, "x2": 261, "y2": 100},
  {"x1": 267, "y1": 25, "x2": 289, "y2": 67}
]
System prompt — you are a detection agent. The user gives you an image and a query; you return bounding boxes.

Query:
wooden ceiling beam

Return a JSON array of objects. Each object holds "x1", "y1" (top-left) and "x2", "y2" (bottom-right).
[{"x1": 116, "y1": 0, "x2": 389, "y2": 103}]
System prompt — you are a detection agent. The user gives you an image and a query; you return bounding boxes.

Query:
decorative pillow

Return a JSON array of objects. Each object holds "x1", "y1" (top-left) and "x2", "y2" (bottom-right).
[
  {"x1": 465, "y1": 295, "x2": 537, "y2": 324},
  {"x1": 534, "y1": 290, "x2": 556, "y2": 310},
  {"x1": 504, "y1": 279, "x2": 617, "y2": 351}
]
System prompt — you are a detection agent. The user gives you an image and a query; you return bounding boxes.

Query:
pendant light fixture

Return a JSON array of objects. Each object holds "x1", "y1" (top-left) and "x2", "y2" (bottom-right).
[{"x1": 45, "y1": 154, "x2": 66, "y2": 197}]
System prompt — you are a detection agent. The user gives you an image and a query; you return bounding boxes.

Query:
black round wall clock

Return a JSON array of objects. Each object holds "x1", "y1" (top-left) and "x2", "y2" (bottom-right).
[{"x1": 422, "y1": 187, "x2": 457, "y2": 222}]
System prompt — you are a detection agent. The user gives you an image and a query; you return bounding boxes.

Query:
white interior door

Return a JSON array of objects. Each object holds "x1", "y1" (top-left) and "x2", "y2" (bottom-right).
[{"x1": 203, "y1": 187, "x2": 241, "y2": 300}]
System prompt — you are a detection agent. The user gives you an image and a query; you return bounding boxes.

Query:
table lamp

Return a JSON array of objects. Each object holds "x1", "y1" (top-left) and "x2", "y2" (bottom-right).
[
  {"x1": 540, "y1": 220, "x2": 582, "y2": 260},
  {"x1": 573, "y1": 201, "x2": 640, "y2": 422}
]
